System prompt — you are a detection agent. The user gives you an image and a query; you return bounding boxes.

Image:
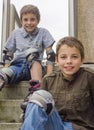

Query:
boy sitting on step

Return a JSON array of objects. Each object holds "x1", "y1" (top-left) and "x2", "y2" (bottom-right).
[{"x1": 0, "y1": 4, "x2": 55, "y2": 91}]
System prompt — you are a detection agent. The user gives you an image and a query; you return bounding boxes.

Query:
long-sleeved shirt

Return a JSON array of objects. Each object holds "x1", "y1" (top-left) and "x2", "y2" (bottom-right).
[{"x1": 42, "y1": 67, "x2": 94, "y2": 130}]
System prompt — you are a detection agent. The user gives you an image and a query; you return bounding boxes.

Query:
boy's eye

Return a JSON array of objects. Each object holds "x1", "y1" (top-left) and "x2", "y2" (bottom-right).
[
  {"x1": 23, "y1": 18, "x2": 36, "y2": 22},
  {"x1": 72, "y1": 55, "x2": 78, "y2": 58},
  {"x1": 23, "y1": 18, "x2": 28, "y2": 21},
  {"x1": 60, "y1": 55, "x2": 79, "y2": 59},
  {"x1": 61, "y1": 56, "x2": 66, "y2": 59}
]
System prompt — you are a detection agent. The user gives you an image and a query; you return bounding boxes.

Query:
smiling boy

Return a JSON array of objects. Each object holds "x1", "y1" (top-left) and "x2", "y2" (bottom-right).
[{"x1": 0, "y1": 4, "x2": 55, "y2": 90}]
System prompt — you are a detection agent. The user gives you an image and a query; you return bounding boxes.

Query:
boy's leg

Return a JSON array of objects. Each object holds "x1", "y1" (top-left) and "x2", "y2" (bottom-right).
[
  {"x1": 45, "y1": 108, "x2": 73, "y2": 130},
  {"x1": 63, "y1": 121, "x2": 74, "y2": 130},
  {"x1": 20, "y1": 80, "x2": 42, "y2": 118},
  {"x1": 21, "y1": 103, "x2": 48, "y2": 130},
  {"x1": 30, "y1": 61, "x2": 43, "y2": 82},
  {"x1": 0, "y1": 68, "x2": 14, "y2": 90},
  {"x1": 45, "y1": 108, "x2": 64, "y2": 130},
  {"x1": 21, "y1": 103, "x2": 73, "y2": 130},
  {"x1": 21, "y1": 90, "x2": 55, "y2": 130},
  {"x1": 21, "y1": 90, "x2": 74, "y2": 130},
  {"x1": 0, "y1": 60, "x2": 30, "y2": 90},
  {"x1": 25, "y1": 48, "x2": 43, "y2": 82}
]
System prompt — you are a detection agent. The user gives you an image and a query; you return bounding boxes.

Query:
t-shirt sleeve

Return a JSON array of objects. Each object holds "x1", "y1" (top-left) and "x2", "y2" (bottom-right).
[
  {"x1": 4, "y1": 30, "x2": 16, "y2": 52},
  {"x1": 42, "y1": 28, "x2": 55, "y2": 48}
]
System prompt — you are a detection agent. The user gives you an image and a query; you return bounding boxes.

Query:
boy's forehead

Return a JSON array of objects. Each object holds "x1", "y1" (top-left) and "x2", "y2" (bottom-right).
[
  {"x1": 22, "y1": 13, "x2": 37, "y2": 18},
  {"x1": 60, "y1": 44, "x2": 76, "y2": 49},
  {"x1": 59, "y1": 45, "x2": 80, "y2": 53},
  {"x1": 22, "y1": 12, "x2": 34, "y2": 15}
]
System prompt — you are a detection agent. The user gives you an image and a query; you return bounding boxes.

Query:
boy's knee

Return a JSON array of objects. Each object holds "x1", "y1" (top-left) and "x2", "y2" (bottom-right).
[
  {"x1": 1, "y1": 68, "x2": 14, "y2": 83},
  {"x1": 0, "y1": 70, "x2": 8, "y2": 90},
  {"x1": 25, "y1": 48, "x2": 39, "y2": 63},
  {"x1": 29, "y1": 90, "x2": 55, "y2": 115},
  {"x1": 0, "y1": 68, "x2": 14, "y2": 90}
]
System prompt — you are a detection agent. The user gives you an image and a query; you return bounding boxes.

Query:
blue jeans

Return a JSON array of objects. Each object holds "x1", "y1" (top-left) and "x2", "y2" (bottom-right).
[
  {"x1": 21, "y1": 103, "x2": 74, "y2": 130},
  {"x1": 8, "y1": 59, "x2": 45, "y2": 83},
  {"x1": 9, "y1": 59, "x2": 30, "y2": 83}
]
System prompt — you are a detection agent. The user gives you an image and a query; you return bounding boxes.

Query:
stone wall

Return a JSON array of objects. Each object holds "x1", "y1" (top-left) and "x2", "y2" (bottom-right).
[{"x1": 76, "y1": 0, "x2": 94, "y2": 62}]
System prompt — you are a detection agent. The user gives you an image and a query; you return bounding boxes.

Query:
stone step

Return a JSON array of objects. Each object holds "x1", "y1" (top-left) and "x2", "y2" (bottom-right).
[
  {"x1": 0, "y1": 64, "x2": 93, "y2": 100},
  {"x1": 0, "y1": 123, "x2": 22, "y2": 130},
  {"x1": 0, "y1": 81, "x2": 29, "y2": 99},
  {"x1": 0, "y1": 99, "x2": 23, "y2": 123},
  {"x1": 81, "y1": 63, "x2": 94, "y2": 69}
]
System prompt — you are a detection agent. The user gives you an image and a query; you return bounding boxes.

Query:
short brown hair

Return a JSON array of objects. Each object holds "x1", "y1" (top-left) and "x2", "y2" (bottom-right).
[
  {"x1": 56, "y1": 36, "x2": 84, "y2": 60},
  {"x1": 20, "y1": 4, "x2": 40, "y2": 22}
]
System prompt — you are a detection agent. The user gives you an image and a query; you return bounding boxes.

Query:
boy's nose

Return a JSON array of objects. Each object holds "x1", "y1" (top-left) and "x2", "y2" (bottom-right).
[
  {"x1": 66, "y1": 57, "x2": 72, "y2": 63},
  {"x1": 27, "y1": 20, "x2": 31, "y2": 24}
]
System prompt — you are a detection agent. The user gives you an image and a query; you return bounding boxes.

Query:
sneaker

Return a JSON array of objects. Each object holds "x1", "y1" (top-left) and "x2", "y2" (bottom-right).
[
  {"x1": 29, "y1": 80, "x2": 42, "y2": 93},
  {"x1": 20, "y1": 80, "x2": 42, "y2": 111}
]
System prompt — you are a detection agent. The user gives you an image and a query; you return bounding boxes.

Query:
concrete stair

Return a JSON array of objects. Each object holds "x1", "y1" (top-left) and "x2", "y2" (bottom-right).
[
  {"x1": 0, "y1": 123, "x2": 21, "y2": 130},
  {"x1": 0, "y1": 81, "x2": 29, "y2": 130}
]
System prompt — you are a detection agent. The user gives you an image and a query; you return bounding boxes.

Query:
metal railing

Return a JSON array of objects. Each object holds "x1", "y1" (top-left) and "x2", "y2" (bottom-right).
[{"x1": 1, "y1": 0, "x2": 21, "y2": 60}]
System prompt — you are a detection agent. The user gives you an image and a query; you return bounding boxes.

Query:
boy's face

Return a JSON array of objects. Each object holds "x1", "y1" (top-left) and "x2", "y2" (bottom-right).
[
  {"x1": 21, "y1": 13, "x2": 39, "y2": 33},
  {"x1": 56, "y1": 44, "x2": 84, "y2": 80}
]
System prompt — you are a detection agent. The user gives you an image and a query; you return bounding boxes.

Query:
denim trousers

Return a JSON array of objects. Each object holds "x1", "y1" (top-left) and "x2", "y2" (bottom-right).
[
  {"x1": 9, "y1": 59, "x2": 44, "y2": 83},
  {"x1": 9, "y1": 59, "x2": 30, "y2": 83},
  {"x1": 21, "y1": 103, "x2": 74, "y2": 130}
]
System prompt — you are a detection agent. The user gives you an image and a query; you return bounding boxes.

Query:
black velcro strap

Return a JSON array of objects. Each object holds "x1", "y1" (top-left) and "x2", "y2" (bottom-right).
[{"x1": 46, "y1": 103, "x2": 53, "y2": 115}]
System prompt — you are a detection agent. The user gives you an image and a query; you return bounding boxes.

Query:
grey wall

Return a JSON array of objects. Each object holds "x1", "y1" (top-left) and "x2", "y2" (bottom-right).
[{"x1": 76, "y1": 0, "x2": 94, "y2": 62}]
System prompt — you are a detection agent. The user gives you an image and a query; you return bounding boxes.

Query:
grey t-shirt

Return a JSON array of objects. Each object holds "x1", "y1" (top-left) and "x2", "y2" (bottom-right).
[{"x1": 5, "y1": 27, "x2": 55, "y2": 61}]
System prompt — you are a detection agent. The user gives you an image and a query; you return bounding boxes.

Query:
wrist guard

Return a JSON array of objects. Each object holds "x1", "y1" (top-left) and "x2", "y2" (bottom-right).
[
  {"x1": 46, "y1": 49, "x2": 55, "y2": 65},
  {"x1": 3, "y1": 48, "x2": 13, "y2": 64}
]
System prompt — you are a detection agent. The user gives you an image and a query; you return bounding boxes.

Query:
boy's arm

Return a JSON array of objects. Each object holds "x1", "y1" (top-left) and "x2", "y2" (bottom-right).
[
  {"x1": 45, "y1": 46, "x2": 55, "y2": 74},
  {"x1": 46, "y1": 64, "x2": 54, "y2": 74}
]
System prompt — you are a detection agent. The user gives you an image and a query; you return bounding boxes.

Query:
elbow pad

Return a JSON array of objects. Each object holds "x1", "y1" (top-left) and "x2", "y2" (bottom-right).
[{"x1": 46, "y1": 50, "x2": 55, "y2": 65}]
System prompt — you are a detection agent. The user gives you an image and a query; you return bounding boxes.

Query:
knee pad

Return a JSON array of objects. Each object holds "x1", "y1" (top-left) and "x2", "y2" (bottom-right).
[
  {"x1": 0, "y1": 70, "x2": 8, "y2": 90},
  {"x1": 29, "y1": 90, "x2": 55, "y2": 115},
  {"x1": 1, "y1": 68, "x2": 14, "y2": 82},
  {"x1": 46, "y1": 49, "x2": 55, "y2": 65},
  {"x1": 20, "y1": 80, "x2": 41, "y2": 112},
  {"x1": 25, "y1": 48, "x2": 39, "y2": 63}
]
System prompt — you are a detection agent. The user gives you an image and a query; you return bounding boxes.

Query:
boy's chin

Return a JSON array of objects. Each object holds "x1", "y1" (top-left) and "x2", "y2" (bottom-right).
[{"x1": 26, "y1": 29, "x2": 34, "y2": 33}]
